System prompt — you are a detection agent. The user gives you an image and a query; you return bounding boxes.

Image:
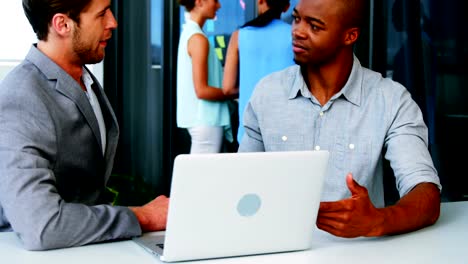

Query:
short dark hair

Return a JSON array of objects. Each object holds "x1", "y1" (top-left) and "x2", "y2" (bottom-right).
[
  {"x1": 22, "y1": 0, "x2": 93, "y2": 41},
  {"x1": 242, "y1": 0, "x2": 290, "y2": 28},
  {"x1": 339, "y1": 0, "x2": 369, "y2": 30},
  {"x1": 178, "y1": 0, "x2": 196, "y2": 12}
]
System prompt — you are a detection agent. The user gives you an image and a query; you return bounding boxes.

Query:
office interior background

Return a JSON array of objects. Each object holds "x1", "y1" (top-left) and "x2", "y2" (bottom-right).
[{"x1": 0, "y1": 0, "x2": 466, "y2": 205}]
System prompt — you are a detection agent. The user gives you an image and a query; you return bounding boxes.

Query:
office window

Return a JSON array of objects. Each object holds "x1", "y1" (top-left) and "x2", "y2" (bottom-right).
[{"x1": 151, "y1": 0, "x2": 163, "y2": 65}]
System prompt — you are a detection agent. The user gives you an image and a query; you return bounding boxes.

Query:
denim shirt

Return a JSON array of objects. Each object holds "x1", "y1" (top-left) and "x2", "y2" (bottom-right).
[{"x1": 239, "y1": 56, "x2": 441, "y2": 208}]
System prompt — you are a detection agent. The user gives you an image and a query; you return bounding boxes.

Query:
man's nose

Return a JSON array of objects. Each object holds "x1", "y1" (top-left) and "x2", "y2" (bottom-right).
[
  {"x1": 292, "y1": 24, "x2": 306, "y2": 39},
  {"x1": 107, "y1": 11, "x2": 118, "y2": 29}
]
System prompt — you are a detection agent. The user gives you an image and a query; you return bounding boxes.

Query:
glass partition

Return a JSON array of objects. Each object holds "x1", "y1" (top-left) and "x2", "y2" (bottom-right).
[{"x1": 151, "y1": 0, "x2": 163, "y2": 65}]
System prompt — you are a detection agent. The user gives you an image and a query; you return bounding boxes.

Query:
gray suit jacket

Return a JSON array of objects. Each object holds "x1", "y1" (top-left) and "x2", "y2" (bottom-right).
[{"x1": 0, "y1": 45, "x2": 141, "y2": 250}]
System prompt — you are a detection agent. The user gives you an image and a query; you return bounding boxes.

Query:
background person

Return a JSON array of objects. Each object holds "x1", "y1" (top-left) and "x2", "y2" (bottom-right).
[
  {"x1": 223, "y1": 0, "x2": 294, "y2": 144},
  {"x1": 177, "y1": 0, "x2": 235, "y2": 154},
  {"x1": 0, "y1": 0, "x2": 168, "y2": 250}
]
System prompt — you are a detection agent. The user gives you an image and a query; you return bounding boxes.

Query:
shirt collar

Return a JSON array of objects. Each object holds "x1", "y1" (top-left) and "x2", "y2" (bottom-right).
[
  {"x1": 288, "y1": 65, "x2": 312, "y2": 99},
  {"x1": 288, "y1": 55, "x2": 363, "y2": 107},
  {"x1": 82, "y1": 67, "x2": 94, "y2": 89},
  {"x1": 340, "y1": 55, "x2": 363, "y2": 106}
]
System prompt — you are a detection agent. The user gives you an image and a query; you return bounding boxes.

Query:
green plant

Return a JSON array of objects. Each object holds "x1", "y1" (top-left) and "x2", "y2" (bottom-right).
[{"x1": 106, "y1": 173, "x2": 158, "y2": 206}]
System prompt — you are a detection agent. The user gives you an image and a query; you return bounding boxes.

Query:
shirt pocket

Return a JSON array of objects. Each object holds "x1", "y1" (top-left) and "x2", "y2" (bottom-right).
[
  {"x1": 265, "y1": 133, "x2": 311, "y2": 152},
  {"x1": 332, "y1": 136, "x2": 372, "y2": 173}
]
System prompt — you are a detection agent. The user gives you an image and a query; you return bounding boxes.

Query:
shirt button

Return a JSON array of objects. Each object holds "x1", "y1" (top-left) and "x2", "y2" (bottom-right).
[
  {"x1": 319, "y1": 112, "x2": 324, "y2": 117},
  {"x1": 282, "y1": 136, "x2": 288, "y2": 142},
  {"x1": 315, "y1": 146, "x2": 321, "y2": 151},
  {"x1": 349, "y1": 144, "x2": 355, "y2": 150}
]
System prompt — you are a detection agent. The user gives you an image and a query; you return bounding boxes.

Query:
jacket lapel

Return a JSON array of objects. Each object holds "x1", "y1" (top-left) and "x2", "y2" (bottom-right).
[
  {"x1": 89, "y1": 78, "x2": 120, "y2": 180},
  {"x1": 54, "y1": 77, "x2": 104, "y2": 154},
  {"x1": 26, "y1": 45, "x2": 104, "y2": 156},
  {"x1": 26, "y1": 45, "x2": 119, "y2": 178}
]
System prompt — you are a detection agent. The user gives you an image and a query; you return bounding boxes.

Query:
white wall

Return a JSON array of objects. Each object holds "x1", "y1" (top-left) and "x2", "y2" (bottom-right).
[
  {"x1": 0, "y1": 1, "x2": 36, "y2": 60},
  {"x1": 0, "y1": 1, "x2": 36, "y2": 80},
  {"x1": 0, "y1": 1, "x2": 103, "y2": 85}
]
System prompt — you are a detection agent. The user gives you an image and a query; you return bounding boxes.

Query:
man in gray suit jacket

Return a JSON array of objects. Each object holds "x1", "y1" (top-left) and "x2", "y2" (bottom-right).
[{"x1": 0, "y1": 0, "x2": 169, "y2": 250}]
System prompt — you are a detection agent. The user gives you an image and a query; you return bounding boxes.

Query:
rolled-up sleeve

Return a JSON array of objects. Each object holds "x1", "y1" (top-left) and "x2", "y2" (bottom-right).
[{"x1": 384, "y1": 83, "x2": 441, "y2": 197}]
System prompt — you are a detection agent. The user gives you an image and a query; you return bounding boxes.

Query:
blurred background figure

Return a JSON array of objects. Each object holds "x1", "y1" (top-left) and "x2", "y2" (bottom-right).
[
  {"x1": 222, "y1": 0, "x2": 294, "y2": 145},
  {"x1": 177, "y1": 0, "x2": 235, "y2": 154},
  {"x1": 391, "y1": 0, "x2": 424, "y2": 106},
  {"x1": 391, "y1": 0, "x2": 436, "y2": 152}
]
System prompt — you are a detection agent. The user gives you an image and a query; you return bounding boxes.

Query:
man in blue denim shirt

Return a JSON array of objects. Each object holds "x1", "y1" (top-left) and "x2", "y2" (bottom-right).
[{"x1": 239, "y1": 0, "x2": 441, "y2": 238}]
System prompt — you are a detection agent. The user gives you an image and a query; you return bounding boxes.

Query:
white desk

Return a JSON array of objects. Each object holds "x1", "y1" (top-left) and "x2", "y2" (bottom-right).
[{"x1": 1, "y1": 201, "x2": 467, "y2": 264}]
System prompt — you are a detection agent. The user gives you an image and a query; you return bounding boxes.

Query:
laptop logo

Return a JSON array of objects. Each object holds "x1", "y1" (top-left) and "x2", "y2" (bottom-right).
[{"x1": 237, "y1": 194, "x2": 261, "y2": 217}]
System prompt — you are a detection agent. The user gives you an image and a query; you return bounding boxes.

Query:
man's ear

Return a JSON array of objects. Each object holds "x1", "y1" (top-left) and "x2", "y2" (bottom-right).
[
  {"x1": 343, "y1": 27, "x2": 360, "y2": 46},
  {"x1": 195, "y1": 0, "x2": 203, "y2": 8},
  {"x1": 51, "y1": 13, "x2": 73, "y2": 36}
]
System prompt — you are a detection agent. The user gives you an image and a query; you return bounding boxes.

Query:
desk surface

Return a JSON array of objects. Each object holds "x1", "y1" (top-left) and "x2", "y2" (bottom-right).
[{"x1": 1, "y1": 201, "x2": 467, "y2": 264}]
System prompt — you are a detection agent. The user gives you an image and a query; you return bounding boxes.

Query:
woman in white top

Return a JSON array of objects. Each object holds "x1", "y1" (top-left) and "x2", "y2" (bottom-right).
[{"x1": 177, "y1": 0, "x2": 234, "y2": 153}]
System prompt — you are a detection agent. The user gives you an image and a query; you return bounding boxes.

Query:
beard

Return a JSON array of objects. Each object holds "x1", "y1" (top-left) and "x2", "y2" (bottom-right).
[
  {"x1": 294, "y1": 48, "x2": 340, "y2": 69},
  {"x1": 294, "y1": 57, "x2": 306, "y2": 67},
  {"x1": 72, "y1": 26, "x2": 105, "y2": 65}
]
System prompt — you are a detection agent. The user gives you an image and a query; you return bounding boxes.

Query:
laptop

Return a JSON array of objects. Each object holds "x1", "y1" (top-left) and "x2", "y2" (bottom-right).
[{"x1": 132, "y1": 150, "x2": 329, "y2": 262}]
